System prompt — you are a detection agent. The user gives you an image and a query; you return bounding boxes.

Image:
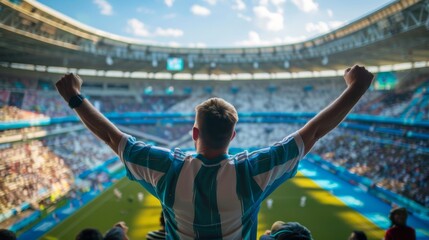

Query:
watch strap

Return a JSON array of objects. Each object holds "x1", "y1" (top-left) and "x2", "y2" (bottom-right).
[{"x1": 68, "y1": 94, "x2": 85, "y2": 109}]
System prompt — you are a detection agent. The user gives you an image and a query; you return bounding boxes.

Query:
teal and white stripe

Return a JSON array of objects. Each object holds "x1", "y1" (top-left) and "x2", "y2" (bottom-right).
[{"x1": 119, "y1": 132, "x2": 304, "y2": 239}]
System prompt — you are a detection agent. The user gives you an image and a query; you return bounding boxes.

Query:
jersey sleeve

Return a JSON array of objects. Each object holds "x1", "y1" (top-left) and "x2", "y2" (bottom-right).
[
  {"x1": 247, "y1": 131, "x2": 305, "y2": 194},
  {"x1": 118, "y1": 134, "x2": 173, "y2": 192}
]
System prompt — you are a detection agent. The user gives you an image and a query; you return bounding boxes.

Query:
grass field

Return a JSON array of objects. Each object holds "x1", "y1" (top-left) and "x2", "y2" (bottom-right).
[{"x1": 42, "y1": 172, "x2": 385, "y2": 240}]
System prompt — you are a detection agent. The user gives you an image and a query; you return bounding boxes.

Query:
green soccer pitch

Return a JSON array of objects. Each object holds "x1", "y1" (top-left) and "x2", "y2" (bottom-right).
[{"x1": 42, "y1": 173, "x2": 385, "y2": 240}]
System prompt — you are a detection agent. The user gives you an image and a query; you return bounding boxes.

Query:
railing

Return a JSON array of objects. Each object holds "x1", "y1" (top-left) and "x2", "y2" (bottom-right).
[{"x1": 1, "y1": 111, "x2": 429, "y2": 132}]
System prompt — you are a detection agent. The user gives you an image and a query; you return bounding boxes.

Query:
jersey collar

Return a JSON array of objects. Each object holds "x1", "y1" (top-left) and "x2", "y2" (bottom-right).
[{"x1": 195, "y1": 153, "x2": 229, "y2": 165}]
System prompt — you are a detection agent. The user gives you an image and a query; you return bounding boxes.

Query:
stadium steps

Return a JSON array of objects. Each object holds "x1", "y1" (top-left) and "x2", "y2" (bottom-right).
[
  {"x1": 359, "y1": 93, "x2": 387, "y2": 113},
  {"x1": 117, "y1": 125, "x2": 170, "y2": 146},
  {"x1": 168, "y1": 132, "x2": 192, "y2": 149},
  {"x1": 402, "y1": 80, "x2": 429, "y2": 119},
  {"x1": 416, "y1": 96, "x2": 429, "y2": 120},
  {"x1": 402, "y1": 93, "x2": 423, "y2": 119}
]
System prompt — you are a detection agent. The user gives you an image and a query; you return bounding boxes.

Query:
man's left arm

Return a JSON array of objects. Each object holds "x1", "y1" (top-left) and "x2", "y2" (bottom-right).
[{"x1": 298, "y1": 65, "x2": 374, "y2": 154}]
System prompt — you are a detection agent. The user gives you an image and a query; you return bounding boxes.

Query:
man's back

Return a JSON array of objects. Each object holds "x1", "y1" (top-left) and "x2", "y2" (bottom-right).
[{"x1": 119, "y1": 132, "x2": 304, "y2": 239}]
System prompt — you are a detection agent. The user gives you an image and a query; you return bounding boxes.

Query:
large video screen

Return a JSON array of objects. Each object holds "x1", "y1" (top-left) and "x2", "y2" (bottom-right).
[
  {"x1": 166, "y1": 57, "x2": 184, "y2": 71},
  {"x1": 374, "y1": 72, "x2": 397, "y2": 90}
]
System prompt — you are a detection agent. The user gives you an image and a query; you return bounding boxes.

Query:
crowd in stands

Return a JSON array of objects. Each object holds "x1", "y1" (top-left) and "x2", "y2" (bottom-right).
[
  {"x1": 125, "y1": 124, "x2": 192, "y2": 142},
  {"x1": 0, "y1": 126, "x2": 43, "y2": 139},
  {"x1": 0, "y1": 124, "x2": 73, "y2": 139},
  {"x1": 43, "y1": 131, "x2": 116, "y2": 176},
  {"x1": 0, "y1": 128, "x2": 115, "y2": 218},
  {"x1": 0, "y1": 76, "x2": 38, "y2": 90},
  {"x1": 314, "y1": 129, "x2": 429, "y2": 207},
  {"x1": 407, "y1": 85, "x2": 429, "y2": 121},
  {"x1": 22, "y1": 91, "x2": 75, "y2": 117},
  {"x1": 1, "y1": 74, "x2": 428, "y2": 120},
  {"x1": 0, "y1": 140, "x2": 74, "y2": 213},
  {"x1": 0, "y1": 106, "x2": 47, "y2": 122},
  {"x1": 0, "y1": 207, "x2": 416, "y2": 240},
  {"x1": 357, "y1": 91, "x2": 413, "y2": 116},
  {"x1": 168, "y1": 78, "x2": 347, "y2": 113},
  {"x1": 90, "y1": 95, "x2": 188, "y2": 113},
  {"x1": 0, "y1": 73, "x2": 428, "y2": 236},
  {"x1": 216, "y1": 123, "x2": 429, "y2": 207}
]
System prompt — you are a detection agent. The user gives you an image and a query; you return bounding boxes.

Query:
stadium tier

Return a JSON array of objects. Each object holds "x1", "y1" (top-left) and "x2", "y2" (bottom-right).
[
  {"x1": 0, "y1": 0, "x2": 428, "y2": 74},
  {"x1": 1, "y1": 68, "x2": 428, "y2": 238},
  {"x1": 1, "y1": 0, "x2": 429, "y2": 239}
]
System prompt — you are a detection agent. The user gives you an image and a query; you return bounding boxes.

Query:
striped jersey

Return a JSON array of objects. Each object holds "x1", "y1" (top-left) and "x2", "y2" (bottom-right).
[{"x1": 118, "y1": 132, "x2": 305, "y2": 240}]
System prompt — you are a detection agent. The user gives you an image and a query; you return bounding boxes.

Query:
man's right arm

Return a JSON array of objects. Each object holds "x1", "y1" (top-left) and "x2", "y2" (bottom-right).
[
  {"x1": 298, "y1": 65, "x2": 374, "y2": 155},
  {"x1": 56, "y1": 73, "x2": 124, "y2": 155}
]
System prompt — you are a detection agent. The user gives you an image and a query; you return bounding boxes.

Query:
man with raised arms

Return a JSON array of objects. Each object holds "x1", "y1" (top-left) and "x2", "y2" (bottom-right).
[{"x1": 56, "y1": 65, "x2": 373, "y2": 239}]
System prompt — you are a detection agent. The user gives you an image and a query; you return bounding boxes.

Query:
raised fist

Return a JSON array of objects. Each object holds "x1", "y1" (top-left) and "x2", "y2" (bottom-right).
[
  {"x1": 55, "y1": 73, "x2": 83, "y2": 102},
  {"x1": 344, "y1": 65, "x2": 374, "y2": 91}
]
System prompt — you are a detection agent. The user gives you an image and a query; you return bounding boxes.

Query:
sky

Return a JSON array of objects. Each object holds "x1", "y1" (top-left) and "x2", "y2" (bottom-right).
[{"x1": 36, "y1": 0, "x2": 394, "y2": 48}]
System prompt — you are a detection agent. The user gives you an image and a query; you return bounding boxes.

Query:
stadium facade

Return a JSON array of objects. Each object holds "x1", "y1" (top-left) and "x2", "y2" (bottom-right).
[{"x1": 0, "y1": 0, "x2": 428, "y2": 77}]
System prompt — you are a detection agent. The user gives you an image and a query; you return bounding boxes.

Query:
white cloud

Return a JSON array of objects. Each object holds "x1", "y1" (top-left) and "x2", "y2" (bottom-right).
[
  {"x1": 306, "y1": 22, "x2": 328, "y2": 33},
  {"x1": 165, "y1": 0, "x2": 174, "y2": 7},
  {"x1": 136, "y1": 7, "x2": 155, "y2": 14},
  {"x1": 126, "y1": 18, "x2": 150, "y2": 37},
  {"x1": 204, "y1": 0, "x2": 217, "y2": 6},
  {"x1": 259, "y1": 0, "x2": 269, "y2": 5},
  {"x1": 126, "y1": 19, "x2": 184, "y2": 38},
  {"x1": 270, "y1": 0, "x2": 286, "y2": 11},
  {"x1": 291, "y1": 0, "x2": 318, "y2": 13},
  {"x1": 253, "y1": 5, "x2": 284, "y2": 32},
  {"x1": 237, "y1": 13, "x2": 252, "y2": 22},
  {"x1": 188, "y1": 42, "x2": 207, "y2": 48},
  {"x1": 283, "y1": 35, "x2": 308, "y2": 44},
  {"x1": 327, "y1": 9, "x2": 333, "y2": 17},
  {"x1": 235, "y1": 31, "x2": 264, "y2": 46},
  {"x1": 155, "y1": 27, "x2": 184, "y2": 37},
  {"x1": 305, "y1": 21, "x2": 345, "y2": 34},
  {"x1": 235, "y1": 31, "x2": 307, "y2": 47},
  {"x1": 191, "y1": 5, "x2": 211, "y2": 16},
  {"x1": 258, "y1": 0, "x2": 285, "y2": 12},
  {"x1": 93, "y1": 0, "x2": 113, "y2": 15},
  {"x1": 329, "y1": 21, "x2": 344, "y2": 29},
  {"x1": 232, "y1": 0, "x2": 246, "y2": 11}
]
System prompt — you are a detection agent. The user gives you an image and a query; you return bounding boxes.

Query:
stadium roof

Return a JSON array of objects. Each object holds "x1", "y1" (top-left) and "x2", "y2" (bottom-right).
[{"x1": 0, "y1": 0, "x2": 428, "y2": 75}]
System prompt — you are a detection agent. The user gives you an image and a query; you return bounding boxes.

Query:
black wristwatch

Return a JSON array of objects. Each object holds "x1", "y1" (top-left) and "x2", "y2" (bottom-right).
[{"x1": 68, "y1": 94, "x2": 85, "y2": 109}]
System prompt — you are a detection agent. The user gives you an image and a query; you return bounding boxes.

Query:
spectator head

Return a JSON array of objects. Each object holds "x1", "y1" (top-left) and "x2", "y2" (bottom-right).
[
  {"x1": 260, "y1": 221, "x2": 313, "y2": 240},
  {"x1": 0, "y1": 229, "x2": 16, "y2": 240},
  {"x1": 104, "y1": 221, "x2": 129, "y2": 240},
  {"x1": 194, "y1": 98, "x2": 238, "y2": 150},
  {"x1": 348, "y1": 230, "x2": 367, "y2": 240},
  {"x1": 75, "y1": 228, "x2": 103, "y2": 240},
  {"x1": 389, "y1": 207, "x2": 408, "y2": 226}
]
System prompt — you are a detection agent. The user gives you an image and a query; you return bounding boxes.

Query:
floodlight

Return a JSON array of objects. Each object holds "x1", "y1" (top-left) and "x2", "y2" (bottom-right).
[
  {"x1": 253, "y1": 62, "x2": 259, "y2": 69},
  {"x1": 106, "y1": 56, "x2": 113, "y2": 66},
  {"x1": 322, "y1": 56, "x2": 329, "y2": 65},
  {"x1": 144, "y1": 86, "x2": 153, "y2": 95},
  {"x1": 284, "y1": 60, "x2": 290, "y2": 69}
]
